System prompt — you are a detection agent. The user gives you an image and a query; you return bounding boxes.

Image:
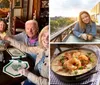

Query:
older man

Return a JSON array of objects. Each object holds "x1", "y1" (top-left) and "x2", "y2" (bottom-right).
[
  {"x1": 13, "y1": 19, "x2": 39, "y2": 61},
  {"x1": 13, "y1": 19, "x2": 38, "y2": 46}
]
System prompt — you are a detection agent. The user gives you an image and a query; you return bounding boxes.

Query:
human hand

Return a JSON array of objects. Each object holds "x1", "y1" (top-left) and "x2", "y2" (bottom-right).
[
  {"x1": 18, "y1": 68, "x2": 29, "y2": 77},
  {"x1": 81, "y1": 33, "x2": 87, "y2": 40},
  {"x1": 87, "y1": 34, "x2": 93, "y2": 41}
]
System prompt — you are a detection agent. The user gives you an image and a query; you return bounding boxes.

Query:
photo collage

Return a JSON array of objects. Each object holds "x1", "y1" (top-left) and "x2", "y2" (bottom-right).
[{"x1": 0, "y1": 0, "x2": 100, "y2": 85}]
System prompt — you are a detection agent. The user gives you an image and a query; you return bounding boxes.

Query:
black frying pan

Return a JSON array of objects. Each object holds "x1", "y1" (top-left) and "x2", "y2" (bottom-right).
[{"x1": 51, "y1": 48, "x2": 98, "y2": 83}]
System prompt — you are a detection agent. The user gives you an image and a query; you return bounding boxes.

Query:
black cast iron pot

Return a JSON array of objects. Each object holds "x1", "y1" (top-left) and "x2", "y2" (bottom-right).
[{"x1": 51, "y1": 48, "x2": 98, "y2": 83}]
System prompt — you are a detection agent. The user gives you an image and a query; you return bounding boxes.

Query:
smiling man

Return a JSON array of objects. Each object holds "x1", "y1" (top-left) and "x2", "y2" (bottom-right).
[{"x1": 14, "y1": 19, "x2": 39, "y2": 46}]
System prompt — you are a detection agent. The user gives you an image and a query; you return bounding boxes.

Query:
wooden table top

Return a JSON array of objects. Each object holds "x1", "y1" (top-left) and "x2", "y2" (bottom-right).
[{"x1": 0, "y1": 48, "x2": 35, "y2": 85}]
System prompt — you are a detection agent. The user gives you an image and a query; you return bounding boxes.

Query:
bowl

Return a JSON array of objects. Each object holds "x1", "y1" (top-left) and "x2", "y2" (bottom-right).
[{"x1": 51, "y1": 48, "x2": 98, "y2": 83}]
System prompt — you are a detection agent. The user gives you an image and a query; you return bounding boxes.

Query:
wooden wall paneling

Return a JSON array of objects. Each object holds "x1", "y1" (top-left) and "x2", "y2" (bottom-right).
[
  {"x1": 23, "y1": 0, "x2": 29, "y2": 21},
  {"x1": 33, "y1": 0, "x2": 41, "y2": 21}
]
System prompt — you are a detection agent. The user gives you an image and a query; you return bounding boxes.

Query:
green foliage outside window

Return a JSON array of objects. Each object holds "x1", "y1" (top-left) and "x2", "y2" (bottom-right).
[{"x1": 50, "y1": 17, "x2": 75, "y2": 34}]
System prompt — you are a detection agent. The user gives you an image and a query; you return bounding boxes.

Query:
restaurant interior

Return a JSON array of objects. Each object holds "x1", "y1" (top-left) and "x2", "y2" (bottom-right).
[{"x1": 0, "y1": 0, "x2": 49, "y2": 85}]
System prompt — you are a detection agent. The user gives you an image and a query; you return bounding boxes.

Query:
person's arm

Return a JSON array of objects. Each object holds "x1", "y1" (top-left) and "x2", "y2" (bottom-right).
[
  {"x1": 27, "y1": 72, "x2": 48, "y2": 85},
  {"x1": 89, "y1": 22, "x2": 96, "y2": 37},
  {"x1": 73, "y1": 22, "x2": 83, "y2": 37},
  {"x1": 13, "y1": 32, "x2": 24, "y2": 41},
  {"x1": 18, "y1": 69, "x2": 48, "y2": 85},
  {"x1": 6, "y1": 37, "x2": 43, "y2": 54}
]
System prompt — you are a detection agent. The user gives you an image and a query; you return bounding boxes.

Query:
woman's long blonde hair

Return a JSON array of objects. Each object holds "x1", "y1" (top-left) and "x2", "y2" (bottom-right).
[
  {"x1": 79, "y1": 11, "x2": 93, "y2": 29},
  {"x1": 39, "y1": 25, "x2": 49, "y2": 49}
]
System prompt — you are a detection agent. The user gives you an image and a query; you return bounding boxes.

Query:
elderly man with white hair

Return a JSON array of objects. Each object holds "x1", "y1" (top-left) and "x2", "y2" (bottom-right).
[
  {"x1": 14, "y1": 19, "x2": 39, "y2": 46},
  {"x1": 13, "y1": 19, "x2": 39, "y2": 63}
]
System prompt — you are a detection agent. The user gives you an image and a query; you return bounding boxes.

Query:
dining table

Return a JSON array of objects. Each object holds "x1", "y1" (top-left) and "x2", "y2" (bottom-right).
[{"x1": 0, "y1": 47, "x2": 35, "y2": 85}]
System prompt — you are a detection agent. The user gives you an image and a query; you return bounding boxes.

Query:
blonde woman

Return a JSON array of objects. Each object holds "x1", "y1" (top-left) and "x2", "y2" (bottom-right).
[
  {"x1": 73, "y1": 11, "x2": 96, "y2": 41},
  {"x1": 0, "y1": 25, "x2": 49, "y2": 85}
]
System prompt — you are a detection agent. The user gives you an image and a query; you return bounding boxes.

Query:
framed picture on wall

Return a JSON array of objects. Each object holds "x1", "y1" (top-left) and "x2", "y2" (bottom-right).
[
  {"x1": 14, "y1": 0, "x2": 22, "y2": 8},
  {"x1": 0, "y1": 0, "x2": 9, "y2": 18}
]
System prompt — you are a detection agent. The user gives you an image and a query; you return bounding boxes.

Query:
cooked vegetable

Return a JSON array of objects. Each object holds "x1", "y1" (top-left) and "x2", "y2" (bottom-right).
[{"x1": 90, "y1": 57, "x2": 94, "y2": 62}]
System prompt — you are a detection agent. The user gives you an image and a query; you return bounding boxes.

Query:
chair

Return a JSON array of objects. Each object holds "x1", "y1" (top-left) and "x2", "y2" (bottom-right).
[{"x1": 12, "y1": 16, "x2": 25, "y2": 35}]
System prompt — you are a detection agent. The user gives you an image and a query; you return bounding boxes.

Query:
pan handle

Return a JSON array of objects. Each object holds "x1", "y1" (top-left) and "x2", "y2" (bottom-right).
[
  {"x1": 75, "y1": 70, "x2": 98, "y2": 80},
  {"x1": 55, "y1": 44, "x2": 62, "y2": 53}
]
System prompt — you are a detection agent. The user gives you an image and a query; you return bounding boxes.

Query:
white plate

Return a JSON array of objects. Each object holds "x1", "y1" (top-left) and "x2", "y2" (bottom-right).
[
  {"x1": 7, "y1": 48, "x2": 26, "y2": 59},
  {"x1": 3, "y1": 60, "x2": 29, "y2": 78}
]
